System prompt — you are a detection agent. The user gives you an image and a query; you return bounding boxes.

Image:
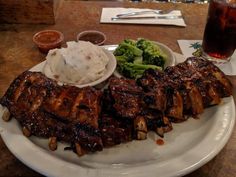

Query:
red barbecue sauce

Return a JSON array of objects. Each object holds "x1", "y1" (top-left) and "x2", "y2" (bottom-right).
[
  {"x1": 156, "y1": 139, "x2": 165, "y2": 145},
  {"x1": 33, "y1": 30, "x2": 64, "y2": 53}
]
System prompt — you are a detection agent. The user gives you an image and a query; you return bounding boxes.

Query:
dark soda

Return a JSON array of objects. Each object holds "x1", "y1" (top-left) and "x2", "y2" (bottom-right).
[{"x1": 202, "y1": 0, "x2": 236, "y2": 60}]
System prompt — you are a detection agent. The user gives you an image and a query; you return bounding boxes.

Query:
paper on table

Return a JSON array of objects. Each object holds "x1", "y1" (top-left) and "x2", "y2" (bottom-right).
[
  {"x1": 100, "y1": 8, "x2": 186, "y2": 27},
  {"x1": 177, "y1": 40, "x2": 236, "y2": 75},
  {"x1": 177, "y1": 40, "x2": 202, "y2": 58}
]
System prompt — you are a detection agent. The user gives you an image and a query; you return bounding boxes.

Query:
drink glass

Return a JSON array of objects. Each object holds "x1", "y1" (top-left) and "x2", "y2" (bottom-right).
[{"x1": 202, "y1": 0, "x2": 236, "y2": 63}]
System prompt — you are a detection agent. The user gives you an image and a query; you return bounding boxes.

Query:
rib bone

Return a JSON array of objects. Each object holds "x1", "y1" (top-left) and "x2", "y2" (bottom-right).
[
  {"x1": 156, "y1": 127, "x2": 164, "y2": 138},
  {"x1": 49, "y1": 137, "x2": 57, "y2": 151},
  {"x1": 22, "y1": 127, "x2": 31, "y2": 137},
  {"x1": 75, "y1": 143, "x2": 86, "y2": 156},
  {"x1": 1, "y1": 106, "x2": 10, "y2": 122},
  {"x1": 134, "y1": 116, "x2": 148, "y2": 140}
]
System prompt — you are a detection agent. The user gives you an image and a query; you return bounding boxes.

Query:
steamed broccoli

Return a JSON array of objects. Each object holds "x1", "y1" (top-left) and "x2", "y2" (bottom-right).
[
  {"x1": 136, "y1": 38, "x2": 167, "y2": 69},
  {"x1": 133, "y1": 56, "x2": 143, "y2": 64},
  {"x1": 113, "y1": 40, "x2": 143, "y2": 63},
  {"x1": 123, "y1": 39, "x2": 137, "y2": 46},
  {"x1": 117, "y1": 57, "x2": 162, "y2": 79},
  {"x1": 114, "y1": 38, "x2": 167, "y2": 79}
]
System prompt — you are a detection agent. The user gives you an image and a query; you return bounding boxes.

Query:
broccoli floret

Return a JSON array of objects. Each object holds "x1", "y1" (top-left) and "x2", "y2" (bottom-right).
[
  {"x1": 136, "y1": 38, "x2": 167, "y2": 69},
  {"x1": 114, "y1": 38, "x2": 167, "y2": 79},
  {"x1": 133, "y1": 56, "x2": 143, "y2": 64},
  {"x1": 117, "y1": 57, "x2": 162, "y2": 79},
  {"x1": 114, "y1": 40, "x2": 143, "y2": 62},
  {"x1": 123, "y1": 39, "x2": 137, "y2": 46}
]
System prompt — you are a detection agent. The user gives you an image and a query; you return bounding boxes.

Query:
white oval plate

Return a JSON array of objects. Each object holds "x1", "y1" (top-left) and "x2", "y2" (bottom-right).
[{"x1": 0, "y1": 51, "x2": 235, "y2": 177}]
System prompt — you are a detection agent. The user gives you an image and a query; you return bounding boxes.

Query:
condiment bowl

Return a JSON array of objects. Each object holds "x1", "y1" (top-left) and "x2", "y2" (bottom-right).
[
  {"x1": 33, "y1": 30, "x2": 64, "y2": 53},
  {"x1": 77, "y1": 30, "x2": 106, "y2": 46}
]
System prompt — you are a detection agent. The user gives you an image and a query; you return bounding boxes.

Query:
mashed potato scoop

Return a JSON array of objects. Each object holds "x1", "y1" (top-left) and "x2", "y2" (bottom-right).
[{"x1": 43, "y1": 41, "x2": 110, "y2": 86}]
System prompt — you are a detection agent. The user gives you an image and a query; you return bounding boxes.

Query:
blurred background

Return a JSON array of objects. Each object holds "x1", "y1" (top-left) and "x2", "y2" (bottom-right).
[
  {"x1": 130, "y1": 0, "x2": 209, "y2": 3},
  {"x1": 66, "y1": 0, "x2": 209, "y2": 3}
]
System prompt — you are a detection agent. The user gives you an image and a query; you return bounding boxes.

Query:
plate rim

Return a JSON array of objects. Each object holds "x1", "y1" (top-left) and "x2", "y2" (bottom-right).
[
  {"x1": 0, "y1": 49, "x2": 235, "y2": 177},
  {"x1": 1, "y1": 96, "x2": 235, "y2": 177}
]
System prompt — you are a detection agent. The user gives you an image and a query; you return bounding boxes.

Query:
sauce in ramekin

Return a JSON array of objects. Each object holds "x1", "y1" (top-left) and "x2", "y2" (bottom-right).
[{"x1": 33, "y1": 30, "x2": 64, "y2": 53}]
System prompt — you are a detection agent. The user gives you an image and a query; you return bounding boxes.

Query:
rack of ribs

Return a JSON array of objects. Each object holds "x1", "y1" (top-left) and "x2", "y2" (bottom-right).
[
  {"x1": 0, "y1": 71, "x2": 103, "y2": 156},
  {"x1": 0, "y1": 57, "x2": 233, "y2": 156},
  {"x1": 137, "y1": 57, "x2": 232, "y2": 121},
  {"x1": 106, "y1": 57, "x2": 232, "y2": 138}
]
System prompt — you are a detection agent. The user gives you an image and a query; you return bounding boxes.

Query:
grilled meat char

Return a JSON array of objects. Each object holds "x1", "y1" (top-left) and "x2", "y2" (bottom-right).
[
  {"x1": 137, "y1": 57, "x2": 232, "y2": 121},
  {"x1": 137, "y1": 69, "x2": 185, "y2": 120},
  {"x1": 185, "y1": 57, "x2": 232, "y2": 97},
  {"x1": 104, "y1": 77, "x2": 148, "y2": 139},
  {"x1": 0, "y1": 71, "x2": 103, "y2": 154},
  {"x1": 0, "y1": 71, "x2": 62, "y2": 138},
  {"x1": 105, "y1": 77, "x2": 172, "y2": 139},
  {"x1": 42, "y1": 84, "x2": 103, "y2": 153},
  {"x1": 167, "y1": 57, "x2": 232, "y2": 111},
  {"x1": 108, "y1": 77, "x2": 143, "y2": 118},
  {"x1": 99, "y1": 114, "x2": 133, "y2": 147},
  {"x1": 100, "y1": 85, "x2": 135, "y2": 146},
  {"x1": 137, "y1": 70, "x2": 168, "y2": 112}
]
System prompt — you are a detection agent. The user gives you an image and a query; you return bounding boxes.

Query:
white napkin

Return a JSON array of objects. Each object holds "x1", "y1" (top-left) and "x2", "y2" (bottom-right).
[
  {"x1": 177, "y1": 40, "x2": 236, "y2": 75},
  {"x1": 100, "y1": 8, "x2": 186, "y2": 27}
]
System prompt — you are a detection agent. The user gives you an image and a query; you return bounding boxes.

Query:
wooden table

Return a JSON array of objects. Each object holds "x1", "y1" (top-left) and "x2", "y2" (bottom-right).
[{"x1": 0, "y1": 1, "x2": 235, "y2": 177}]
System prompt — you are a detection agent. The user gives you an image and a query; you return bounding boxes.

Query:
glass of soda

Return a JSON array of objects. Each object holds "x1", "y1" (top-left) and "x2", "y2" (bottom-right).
[{"x1": 202, "y1": 0, "x2": 236, "y2": 63}]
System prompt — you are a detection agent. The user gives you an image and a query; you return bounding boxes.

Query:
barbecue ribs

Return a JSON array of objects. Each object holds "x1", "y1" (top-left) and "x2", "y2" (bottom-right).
[
  {"x1": 104, "y1": 77, "x2": 173, "y2": 139},
  {"x1": 137, "y1": 57, "x2": 232, "y2": 120},
  {"x1": 0, "y1": 71, "x2": 103, "y2": 155},
  {"x1": 0, "y1": 57, "x2": 233, "y2": 156}
]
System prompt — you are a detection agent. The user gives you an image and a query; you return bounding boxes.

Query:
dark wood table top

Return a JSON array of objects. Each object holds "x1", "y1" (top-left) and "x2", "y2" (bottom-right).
[{"x1": 0, "y1": 1, "x2": 235, "y2": 177}]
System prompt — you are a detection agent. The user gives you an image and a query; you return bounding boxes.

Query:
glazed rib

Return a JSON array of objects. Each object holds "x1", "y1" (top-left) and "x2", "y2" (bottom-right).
[
  {"x1": 0, "y1": 71, "x2": 103, "y2": 154},
  {"x1": 137, "y1": 57, "x2": 232, "y2": 121},
  {"x1": 137, "y1": 69, "x2": 185, "y2": 120},
  {"x1": 108, "y1": 77, "x2": 143, "y2": 118},
  {"x1": 105, "y1": 77, "x2": 172, "y2": 138}
]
